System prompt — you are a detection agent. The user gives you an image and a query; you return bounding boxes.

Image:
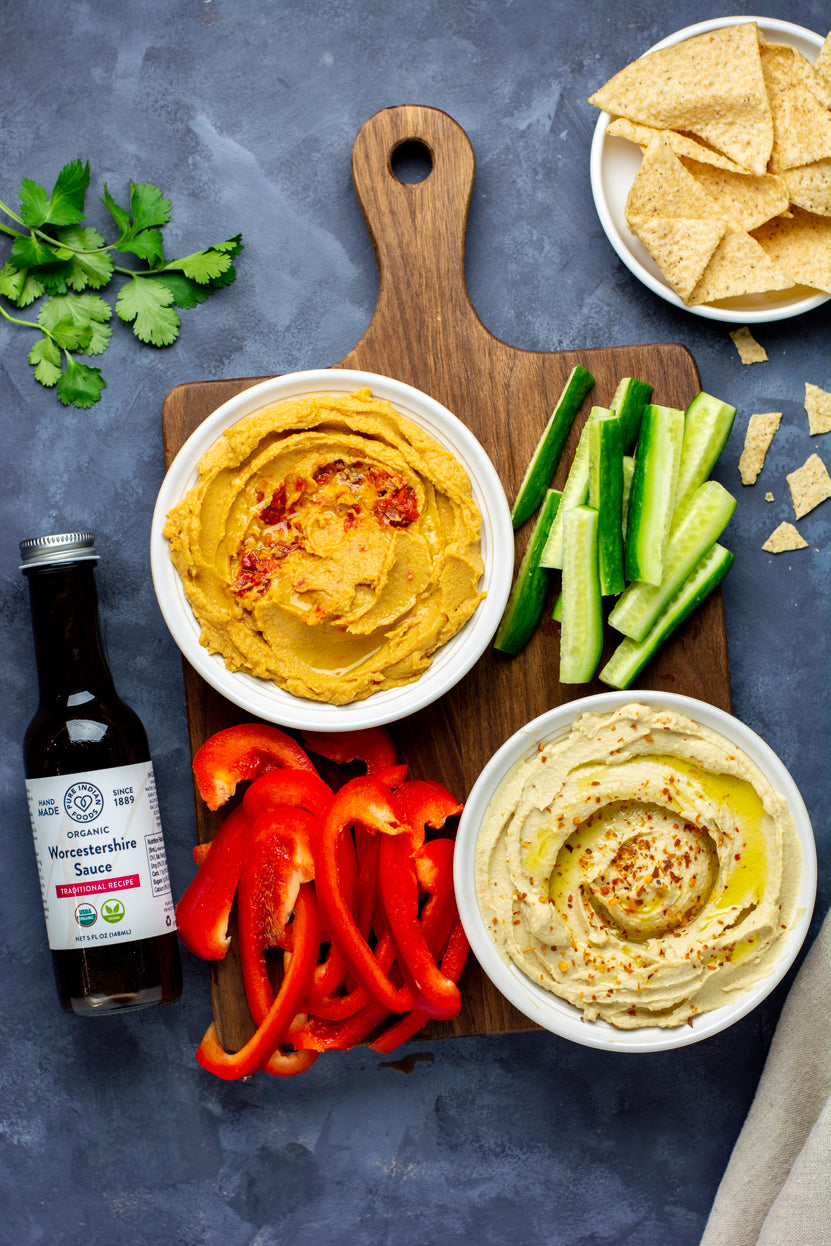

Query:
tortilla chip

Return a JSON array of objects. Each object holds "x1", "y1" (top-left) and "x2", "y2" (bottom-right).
[
  {"x1": 762, "y1": 522, "x2": 809, "y2": 553},
  {"x1": 629, "y1": 216, "x2": 726, "y2": 301},
  {"x1": 761, "y1": 43, "x2": 831, "y2": 171},
  {"x1": 681, "y1": 160, "x2": 789, "y2": 231},
  {"x1": 739, "y1": 412, "x2": 782, "y2": 484},
  {"x1": 589, "y1": 24, "x2": 772, "y2": 174},
  {"x1": 625, "y1": 134, "x2": 716, "y2": 220},
  {"x1": 786, "y1": 452, "x2": 831, "y2": 518},
  {"x1": 752, "y1": 208, "x2": 831, "y2": 293},
  {"x1": 815, "y1": 32, "x2": 831, "y2": 88},
  {"x1": 607, "y1": 118, "x2": 748, "y2": 172},
  {"x1": 805, "y1": 382, "x2": 831, "y2": 435},
  {"x1": 730, "y1": 326, "x2": 768, "y2": 364},
  {"x1": 688, "y1": 226, "x2": 793, "y2": 305},
  {"x1": 781, "y1": 159, "x2": 831, "y2": 216}
]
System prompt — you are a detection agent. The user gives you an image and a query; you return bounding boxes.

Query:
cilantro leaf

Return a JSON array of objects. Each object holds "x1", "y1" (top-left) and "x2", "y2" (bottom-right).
[
  {"x1": 19, "y1": 160, "x2": 90, "y2": 228},
  {"x1": 119, "y1": 227, "x2": 165, "y2": 266},
  {"x1": 54, "y1": 225, "x2": 113, "y2": 291},
  {"x1": 101, "y1": 182, "x2": 168, "y2": 265},
  {"x1": 38, "y1": 293, "x2": 113, "y2": 355},
  {"x1": 43, "y1": 314, "x2": 93, "y2": 351},
  {"x1": 116, "y1": 276, "x2": 180, "y2": 346},
  {"x1": 10, "y1": 234, "x2": 59, "y2": 269},
  {"x1": 57, "y1": 358, "x2": 106, "y2": 408},
  {"x1": 28, "y1": 335, "x2": 63, "y2": 386},
  {"x1": 18, "y1": 180, "x2": 50, "y2": 229},
  {"x1": 100, "y1": 184, "x2": 132, "y2": 239},
  {"x1": 152, "y1": 271, "x2": 212, "y2": 309},
  {"x1": 129, "y1": 182, "x2": 172, "y2": 232},
  {"x1": 0, "y1": 260, "x2": 45, "y2": 306}
]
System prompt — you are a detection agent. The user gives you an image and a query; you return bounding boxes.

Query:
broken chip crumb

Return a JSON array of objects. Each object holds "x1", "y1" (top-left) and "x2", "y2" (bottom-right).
[
  {"x1": 762, "y1": 522, "x2": 809, "y2": 553},
  {"x1": 730, "y1": 326, "x2": 768, "y2": 364},
  {"x1": 765, "y1": 491, "x2": 775, "y2": 502},
  {"x1": 739, "y1": 412, "x2": 782, "y2": 484},
  {"x1": 805, "y1": 381, "x2": 831, "y2": 435},
  {"x1": 786, "y1": 452, "x2": 831, "y2": 518}
]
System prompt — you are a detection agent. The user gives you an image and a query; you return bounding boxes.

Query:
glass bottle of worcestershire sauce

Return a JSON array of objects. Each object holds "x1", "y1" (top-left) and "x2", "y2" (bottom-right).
[{"x1": 21, "y1": 532, "x2": 182, "y2": 1014}]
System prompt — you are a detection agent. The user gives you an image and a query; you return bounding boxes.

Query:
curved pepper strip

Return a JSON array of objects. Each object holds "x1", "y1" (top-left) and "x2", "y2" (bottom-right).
[
  {"x1": 291, "y1": 929, "x2": 397, "y2": 1050},
  {"x1": 237, "y1": 806, "x2": 317, "y2": 1026},
  {"x1": 379, "y1": 832, "x2": 462, "y2": 1021},
  {"x1": 193, "y1": 723, "x2": 318, "y2": 811},
  {"x1": 314, "y1": 777, "x2": 416, "y2": 1015},
  {"x1": 176, "y1": 803, "x2": 251, "y2": 960},
  {"x1": 370, "y1": 919, "x2": 470, "y2": 1055},
  {"x1": 301, "y1": 837, "x2": 382, "y2": 1020},
  {"x1": 242, "y1": 769, "x2": 334, "y2": 823},
  {"x1": 264, "y1": 1046, "x2": 319, "y2": 1077},
  {"x1": 302, "y1": 726, "x2": 407, "y2": 789},
  {"x1": 375, "y1": 783, "x2": 463, "y2": 1020},
  {"x1": 196, "y1": 883, "x2": 321, "y2": 1080}
]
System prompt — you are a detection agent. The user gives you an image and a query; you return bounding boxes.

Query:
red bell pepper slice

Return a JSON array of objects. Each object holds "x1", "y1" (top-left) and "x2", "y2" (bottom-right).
[
  {"x1": 302, "y1": 726, "x2": 407, "y2": 789},
  {"x1": 379, "y1": 833, "x2": 462, "y2": 1021},
  {"x1": 193, "y1": 723, "x2": 318, "y2": 811},
  {"x1": 196, "y1": 882, "x2": 321, "y2": 1080},
  {"x1": 370, "y1": 919, "x2": 470, "y2": 1054},
  {"x1": 237, "y1": 806, "x2": 317, "y2": 1026},
  {"x1": 314, "y1": 777, "x2": 416, "y2": 1015},
  {"x1": 374, "y1": 783, "x2": 464, "y2": 1021},
  {"x1": 242, "y1": 768, "x2": 334, "y2": 823},
  {"x1": 392, "y1": 779, "x2": 462, "y2": 850},
  {"x1": 176, "y1": 803, "x2": 251, "y2": 960}
]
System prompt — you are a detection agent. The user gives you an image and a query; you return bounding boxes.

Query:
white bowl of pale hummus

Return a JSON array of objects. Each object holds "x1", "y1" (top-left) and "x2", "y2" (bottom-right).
[
  {"x1": 455, "y1": 692, "x2": 816, "y2": 1051},
  {"x1": 150, "y1": 368, "x2": 513, "y2": 730}
]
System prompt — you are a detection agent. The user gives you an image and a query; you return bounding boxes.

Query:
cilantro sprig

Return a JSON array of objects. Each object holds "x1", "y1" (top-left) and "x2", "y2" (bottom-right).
[{"x1": 0, "y1": 160, "x2": 242, "y2": 408}]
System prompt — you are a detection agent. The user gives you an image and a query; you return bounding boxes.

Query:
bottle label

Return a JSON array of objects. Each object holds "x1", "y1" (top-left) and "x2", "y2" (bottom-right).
[{"x1": 25, "y1": 761, "x2": 177, "y2": 951}]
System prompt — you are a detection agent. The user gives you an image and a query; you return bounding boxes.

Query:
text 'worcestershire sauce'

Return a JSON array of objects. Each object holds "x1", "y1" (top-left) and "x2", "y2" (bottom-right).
[{"x1": 21, "y1": 532, "x2": 182, "y2": 1014}]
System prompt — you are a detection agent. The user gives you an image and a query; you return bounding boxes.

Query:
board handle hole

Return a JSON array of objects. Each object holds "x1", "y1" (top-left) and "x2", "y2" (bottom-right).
[{"x1": 390, "y1": 139, "x2": 433, "y2": 184}]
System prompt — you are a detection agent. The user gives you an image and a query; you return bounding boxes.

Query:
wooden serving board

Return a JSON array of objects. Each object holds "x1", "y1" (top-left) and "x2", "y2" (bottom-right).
[{"x1": 161, "y1": 105, "x2": 732, "y2": 1050}]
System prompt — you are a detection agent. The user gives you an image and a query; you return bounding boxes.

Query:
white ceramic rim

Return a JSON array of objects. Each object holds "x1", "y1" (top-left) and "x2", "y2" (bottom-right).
[
  {"x1": 150, "y1": 368, "x2": 514, "y2": 731},
  {"x1": 589, "y1": 16, "x2": 829, "y2": 324},
  {"x1": 454, "y1": 690, "x2": 818, "y2": 1052}
]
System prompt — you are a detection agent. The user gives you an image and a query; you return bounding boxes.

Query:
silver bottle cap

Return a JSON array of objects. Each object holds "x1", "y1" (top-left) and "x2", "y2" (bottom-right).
[{"x1": 19, "y1": 532, "x2": 99, "y2": 571}]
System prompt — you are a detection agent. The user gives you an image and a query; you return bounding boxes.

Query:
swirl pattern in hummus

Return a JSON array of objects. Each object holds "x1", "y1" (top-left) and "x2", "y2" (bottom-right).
[
  {"x1": 475, "y1": 703, "x2": 802, "y2": 1029},
  {"x1": 164, "y1": 388, "x2": 484, "y2": 704}
]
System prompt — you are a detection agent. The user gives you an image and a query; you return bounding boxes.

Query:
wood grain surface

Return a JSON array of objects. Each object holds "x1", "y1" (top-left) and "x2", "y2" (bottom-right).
[{"x1": 161, "y1": 105, "x2": 732, "y2": 1051}]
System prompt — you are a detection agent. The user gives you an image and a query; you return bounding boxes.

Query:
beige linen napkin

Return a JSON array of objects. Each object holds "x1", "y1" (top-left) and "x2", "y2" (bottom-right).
[{"x1": 700, "y1": 906, "x2": 831, "y2": 1246}]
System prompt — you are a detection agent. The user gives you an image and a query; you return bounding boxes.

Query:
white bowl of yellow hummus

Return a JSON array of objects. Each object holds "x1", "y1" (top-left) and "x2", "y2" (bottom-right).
[
  {"x1": 455, "y1": 692, "x2": 816, "y2": 1051},
  {"x1": 150, "y1": 369, "x2": 513, "y2": 730}
]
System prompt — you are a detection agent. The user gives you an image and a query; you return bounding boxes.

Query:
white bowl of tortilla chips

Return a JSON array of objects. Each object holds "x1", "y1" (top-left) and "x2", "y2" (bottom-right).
[
  {"x1": 590, "y1": 17, "x2": 831, "y2": 322},
  {"x1": 151, "y1": 368, "x2": 513, "y2": 731},
  {"x1": 454, "y1": 691, "x2": 817, "y2": 1053}
]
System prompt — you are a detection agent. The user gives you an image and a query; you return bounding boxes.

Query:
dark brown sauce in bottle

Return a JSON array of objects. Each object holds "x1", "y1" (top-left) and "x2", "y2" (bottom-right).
[{"x1": 21, "y1": 532, "x2": 182, "y2": 1014}]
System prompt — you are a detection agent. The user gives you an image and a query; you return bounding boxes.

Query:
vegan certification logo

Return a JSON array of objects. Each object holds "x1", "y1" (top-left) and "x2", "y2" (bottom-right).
[
  {"x1": 101, "y1": 899, "x2": 126, "y2": 925},
  {"x1": 64, "y1": 781, "x2": 105, "y2": 824},
  {"x1": 75, "y1": 902, "x2": 97, "y2": 928}
]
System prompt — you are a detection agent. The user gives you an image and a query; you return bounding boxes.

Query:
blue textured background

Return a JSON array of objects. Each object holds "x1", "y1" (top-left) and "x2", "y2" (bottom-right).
[{"x1": 2, "y1": 3, "x2": 828, "y2": 1243}]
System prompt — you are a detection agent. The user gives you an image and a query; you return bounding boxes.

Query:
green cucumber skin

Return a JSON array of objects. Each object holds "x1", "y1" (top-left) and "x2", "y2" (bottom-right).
[
  {"x1": 589, "y1": 412, "x2": 625, "y2": 596},
  {"x1": 609, "y1": 377, "x2": 654, "y2": 452},
  {"x1": 538, "y1": 408, "x2": 602, "y2": 569},
  {"x1": 599, "y1": 544, "x2": 734, "y2": 689},
  {"x1": 511, "y1": 365, "x2": 595, "y2": 529},
  {"x1": 609, "y1": 479, "x2": 736, "y2": 642},
  {"x1": 494, "y1": 490, "x2": 562, "y2": 654},
  {"x1": 559, "y1": 505, "x2": 603, "y2": 684},
  {"x1": 672, "y1": 392, "x2": 737, "y2": 520},
  {"x1": 624, "y1": 404, "x2": 685, "y2": 586}
]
